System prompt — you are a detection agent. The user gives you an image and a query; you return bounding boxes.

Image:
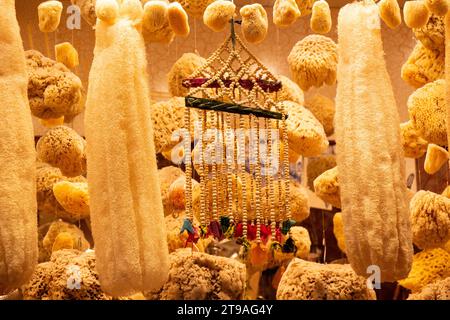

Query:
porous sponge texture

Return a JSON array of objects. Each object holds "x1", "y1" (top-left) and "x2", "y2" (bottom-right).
[
  {"x1": 401, "y1": 42, "x2": 444, "y2": 88},
  {"x1": 36, "y1": 126, "x2": 87, "y2": 177},
  {"x1": 313, "y1": 166, "x2": 340, "y2": 208},
  {"x1": 170, "y1": 0, "x2": 215, "y2": 19},
  {"x1": 304, "y1": 94, "x2": 335, "y2": 136},
  {"x1": 26, "y1": 50, "x2": 84, "y2": 120},
  {"x1": 145, "y1": 249, "x2": 246, "y2": 300},
  {"x1": 167, "y1": 52, "x2": 206, "y2": 97},
  {"x1": 284, "y1": 100, "x2": 328, "y2": 157},
  {"x1": 399, "y1": 248, "x2": 450, "y2": 292},
  {"x1": 22, "y1": 249, "x2": 111, "y2": 300},
  {"x1": 53, "y1": 181, "x2": 90, "y2": 219},
  {"x1": 400, "y1": 121, "x2": 428, "y2": 158},
  {"x1": 277, "y1": 258, "x2": 376, "y2": 300},
  {"x1": 414, "y1": 14, "x2": 445, "y2": 52},
  {"x1": 276, "y1": 75, "x2": 305, "y2": 105},
  {"x1": 287, "y1": 34, "x2": 337, "y2": 91},
  {"x1": 410, "y1": 190, "x2": 450, "y2": 249},
  {"x1": 408, "y1": 79, "x2": 447, "y2": 146}
]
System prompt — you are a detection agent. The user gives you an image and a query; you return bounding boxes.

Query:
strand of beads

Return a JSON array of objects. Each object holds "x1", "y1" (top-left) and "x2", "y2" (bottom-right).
[{"x1": 184, "y1": 107, "x2": 193, "y2": 222}]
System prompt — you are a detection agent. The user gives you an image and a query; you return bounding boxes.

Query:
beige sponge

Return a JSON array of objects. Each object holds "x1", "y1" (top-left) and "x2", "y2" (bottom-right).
[
  {"x1": 424, "y1": 143, "x2": 448, "y2": 174},
  {"x1": 167, "y1": 2, "x2": 190, "y2": 37},
  {"x1": 310, "y1": 0, "x2": 332, "y2": 34},
  {"x1": 55, "y1": 42, "x2": 79, "y2": 69},
  {"x1": 240, "y1": 4, "x2": 268, "y2": 44},
  {"x1": 273, "y1": 0, "x2": 301, "y2": 28},
  {"x1": 425, "y1": 0, "x2": 448, "y2": 16},
  {"x1": 203, "y1": 0, "x2": 236, "y2": 32},
  {"x1": 38, "y1": 1, "x2": 63, "y2": 32}
]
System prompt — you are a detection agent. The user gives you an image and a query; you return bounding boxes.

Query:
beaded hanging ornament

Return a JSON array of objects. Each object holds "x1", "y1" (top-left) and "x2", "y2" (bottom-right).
[{"x1": 180, "y1": 19, "x2": 296, "y2": 265}]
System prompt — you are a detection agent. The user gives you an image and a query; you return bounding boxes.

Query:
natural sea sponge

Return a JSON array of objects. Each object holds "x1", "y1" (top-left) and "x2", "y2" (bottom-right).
[
  {"x1": 313, "y1": 166, "x2": 340, "y2": 208},
  {"x1": 399, "y1": 248, "x2": 450, "y2": 292},
  {"x1": 333, "y1": 212, "x2": 346, "y2": 253},
  {"x1": 424, "y1": 0, "x2": 448, "y2": 16},
  {"x1": 96, "y1": 0, "x2": 119, "y2": 24},
  {"x1": 280, "y1": 180, "x2": 310, "y2": 223},
  {"x1": 277, "y1": 259, "x2": 376, "y2": 300},
  {"x1": 203, "y1": 0, "x2": 235, "y2": 32},
  {"x1": 143, "y1": 1, "x2": 175, "y2": 44},
  {"x1": 36, "y1": 126, "x2": 87, "y2": 177},
  {"x1": 306, "y1": 154, "x2": 336, "y2": 190},
  {"x1": 273, "y1": 0, "x2": 301, "y2": 28},
  {"x1": 71, "y1": 0, "x2": 97, "y2": 26},
  {"x1": 170, "y1": 0, "x2": 215, "y2": 19},
  {"x1": 276, "y1": 75, "x2": 304, "y2": 105},
  {"x1": 158, "y1": 166, "x2": 184, "y2": 215},
  {"x1": 335, "y1": 1, "x2": 412, "y2": 282},
  {"x1": 42, "y1": 220, "x2": 90, "y2": 259},
  {"x1": 55, "y1": 42, "x2": 80, "y2": 69},
  {"x1": 424, "y1": 143, "x2": 448, "y2": 174},
  {"x1": 22, "y1": 250, "x2": 111, "y2": 300},
  {"x1": 240, "y1": 4, "x2": 268, "y2": 44},
  {"x1": 410, "y1": 190, "x2": 450, "y2": 249},
  {"x1": 284, "y1": 100, "x2": 328, "y2": 157},
  {"x1": 85, "y1": 4, "x2": 169, "y2": 296},
  {"x1": 401, "y1": 42, "x2": 444, "y2": 88},
  {"x1": 400, "y1": 121, "x2": 428, "y2": 158},
  {"x1": 408, "y1": 276, "x2": 450, "y2": 300},
  {"x1": 146, "y1": 249, "x2": 246, "y2": 300},
  {"x1": 287, "y1": 34, "x2": 337, "y2": 91},
  {"x1": 408, "y1": 79, "x2": 447, "y2": 146},
  {"x1": 167, "y1": 2, "x2": 190, "y2": 37},
  {"x1": 36, "y1": 164, "x2": 87, "y2": 221},
  {"x1": 404, "y1": 1, "x2": 431, "y2": 29},
  {"x1": 26, "y1": 50, "x2": 84, "y2": 120},
  {"x1": 295, "y1": 0, "x2": 315, "y2": 17},
  {"x1": 38, "y1": 1, "x2": 63, "y2": 32},
  {"x1": 378, "y1": 0, "x2": 401, "y2": 29},
  {"x1": 167, "y1": 53, "x2": 206, "y2": 97},
  {"x1": 304, "y1": 94, "x2": 335, "y2": 136},
  {"x1": 310, "y1": 0, "x2": 332, "y2": 34},
  {"x1": 290, "y1": 227, "x2": 311, "y2": 259},
  {"x1": 53, "y1": 180, "x2": 90, "y2": 219},
  {"x1": 39, "y1": 116, "x2": 65, "y2": 128},
  {"x1": 0, "y1": 0, "x2": 38, "y2": 295},
  {"x1": 151, "y1": 97, "x2": 192, "y2": 153},
  {"x1": 414, "y1": 14, "x2": 445, "y2": 51}
]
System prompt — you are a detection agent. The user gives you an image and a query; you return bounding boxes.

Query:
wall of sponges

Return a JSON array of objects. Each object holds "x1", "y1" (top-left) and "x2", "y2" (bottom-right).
[{"x1": 16, "y1": 0, "x2": 415, "y2": 136}]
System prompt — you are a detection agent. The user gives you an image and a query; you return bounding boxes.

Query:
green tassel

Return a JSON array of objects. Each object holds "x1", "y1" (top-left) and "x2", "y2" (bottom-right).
[
  {"x1": 282, "y1": 237, "x2": 297, "y2": 254},
  {"x1": 220, "y1": 216, "x2": 230, "y2": 234},
  {"x1": 281, "y1": 219, "x2": 296, "y2": 235}
]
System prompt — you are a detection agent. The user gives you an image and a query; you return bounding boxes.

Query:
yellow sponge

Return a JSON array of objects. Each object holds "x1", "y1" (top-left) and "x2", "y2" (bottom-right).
[
  {"x1": 404, "y1": 1, "x2": 431, "y2": 29},
  {"x1": 39, "y1": 116, "x2": 65, "y2": 128},
  {"x1": 168, "y1": 2, "x2": 190, "y2": 37},
  {"x1": 310, "y1": 0, "x2": 332, "y2": 34},
  {"x1": 53, "y1": 180, "x2": 90, "y2": 220},
  {"x1": 333, "y1": 212, "x2": 346, "y2": 253},
  {"x1": 240, "y1": 4, "x2": 268, "y2": 44},
  {"x1": 425, "y1": 0, "x2": 448, "y2": 16},
  {"x1": 273, "y1": 0, "x2": 301, "y2": 28},
  {"x1": 55, "y1": 42, "x2": 79, "y2": 69},
  {"x1": 424, "y1": 143, "x2": 448, "y2": 174},
  {"x1": 38, "y1": 1, "x2": 63, "y2": 32},
  {"x1": 378, "y1": 0, "x2": 402, "y2": 29},
  {"x1": 203, "y1": 0, "x2": 236, "y2": 32},
  {"x1": 95, "y1": 0, "x2": 120, "y2": 24},
  {"x1": 399, "y1": 248, "x2": 450, "y2": 292},
  {"x1": 51, "y1": 232, "x2": 75, "y2": 253}
]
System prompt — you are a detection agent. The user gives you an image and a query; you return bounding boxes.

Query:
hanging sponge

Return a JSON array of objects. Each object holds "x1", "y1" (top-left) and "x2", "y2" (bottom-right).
[
  {"x1": 55, "y1": 42, "x2": 79, "y2": 69},
  {"x1": 310, "y1": 0, "x2": 332, "y2": 34},
  {"x1": 95, "y1": 0, "x2": 120, "y2": 24},
  {"x1": 203, "y1": 0, "x2": 236, "y2": 32},
  {"x1": 404, "y1": 1, "x2": 431, "y2": 29},
  {"x1": 143, "y1": 0, "x2": 175, "y2": 44},
  {"x1": 167, "y1": 2, "x2": 190, "y2": 37},
  {"x1": 273, "y1": 0, "x2": 301, "y2": 28},
  {"x1": 400, "y1": 121, "x2": 428, "y2": 158},
  {"x1": 378, "y1": 0, "x2": 402, "y2": 29},
  {"x1": 240, "y1": 4, "x2": 268, "y2": 44},
  {"x1": 38, "y1": 1, "x2": 63, "y2": 32}
]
